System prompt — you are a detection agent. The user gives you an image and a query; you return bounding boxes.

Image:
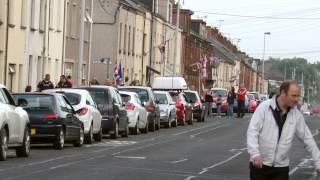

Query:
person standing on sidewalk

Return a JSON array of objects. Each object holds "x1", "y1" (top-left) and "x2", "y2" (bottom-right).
[
  {"x1": 204, "y1": 89, "x2": 213, "y2": 121},
  {"x1": 237, "y1": 84, "x2": 247, "y2": 118},
  {"x1": 216, "y1": 94, "x2": 222, "y2": 118},
  {"x1": 247, "y1": 80, "x2": 320, "y2": 180},
  {"x1": 37, "y1": 74, "x2": 54, "y2": 92},
  {"x1": 227, "y1": 86, "x2": 236, "y2": 118}
]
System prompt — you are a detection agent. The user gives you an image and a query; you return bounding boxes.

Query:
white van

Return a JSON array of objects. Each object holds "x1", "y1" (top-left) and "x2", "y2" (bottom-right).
[{"x1": 152, "y1": 77, "x2": 188, "y2": 90}]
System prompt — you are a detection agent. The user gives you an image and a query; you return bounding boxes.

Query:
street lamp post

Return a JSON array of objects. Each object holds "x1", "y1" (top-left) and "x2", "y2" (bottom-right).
[{"x1": 262, "y1": 32, "x2": 271, "y2": 93}]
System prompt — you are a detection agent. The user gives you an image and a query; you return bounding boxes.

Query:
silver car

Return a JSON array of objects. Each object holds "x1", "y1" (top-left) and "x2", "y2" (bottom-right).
[{"x1": 154, "y1": 91, "x2": 177, "y2": 128}]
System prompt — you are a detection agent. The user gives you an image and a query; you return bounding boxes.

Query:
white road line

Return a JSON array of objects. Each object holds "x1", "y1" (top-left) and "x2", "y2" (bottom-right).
[
  {"x1": 190, "y1": 124, "x2": 228, "y2": 138},
  {"x1": 173, "y1": 122, "x2": 221, "y2": 136},
  {"x1": 229, "y1": 147, "x2": 247, "y2": 152},
  {"x1": 313, "y1": 129, "x2": 319, "y2": 137},
  {"x1": 171, "y1": 158, "x2": 188, "y2": 164},
  {"x1": 199, "y1": 152, "x2": 243, "y2": 175},
  {"x1": 114, "y1": 156, "x2": 146, "y2": 160},
  {"x1": 184, "y1": 176, "x2": 196, "y2": 180}
]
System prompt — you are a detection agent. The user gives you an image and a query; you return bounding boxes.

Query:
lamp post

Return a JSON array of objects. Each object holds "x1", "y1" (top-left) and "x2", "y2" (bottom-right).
[{"x1": 262, "y1": 32, "x2": 271, "y2": 93}]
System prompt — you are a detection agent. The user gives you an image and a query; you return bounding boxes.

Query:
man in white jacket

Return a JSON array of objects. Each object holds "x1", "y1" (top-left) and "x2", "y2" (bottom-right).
[{"x1": 247, "y1": 80, "x2": 320, "y2": 180}]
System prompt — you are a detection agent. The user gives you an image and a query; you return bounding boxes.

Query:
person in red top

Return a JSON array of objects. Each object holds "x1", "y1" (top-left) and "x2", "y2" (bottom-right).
[{"x1": 237, "y1": 83, "x2": 247, "y2": 118}]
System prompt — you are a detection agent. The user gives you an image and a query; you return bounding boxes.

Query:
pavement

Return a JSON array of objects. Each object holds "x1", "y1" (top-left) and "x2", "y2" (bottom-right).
[{"x1": 0, "y1": 114, "x2": 320, "y2": 180}]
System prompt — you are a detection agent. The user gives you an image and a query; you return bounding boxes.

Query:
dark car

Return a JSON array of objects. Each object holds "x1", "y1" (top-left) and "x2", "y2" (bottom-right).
[
  {"x1": 118, "y1": 86, "x2": 160, "y2": 132},
  {"x1": 12, "y1": 93, "x2": 84, "y2": 149},
  {"x1": 184, "y1": 90, "x2": 204, "y2": 122},
  {"x1": 77, "y1": 86, "x2": 129, "y2": 139}
]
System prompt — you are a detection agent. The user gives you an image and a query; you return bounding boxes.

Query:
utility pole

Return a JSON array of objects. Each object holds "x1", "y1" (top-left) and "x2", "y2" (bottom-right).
[
  {"x1": 77, "y1": 0, "x2": 85, "y2": 86},
  {"x1": 173, "y1": 0, "x2": 180, "y2": 76},
  {"x1": 262, "y1": 32, "x2": 270, "y2": 93}
]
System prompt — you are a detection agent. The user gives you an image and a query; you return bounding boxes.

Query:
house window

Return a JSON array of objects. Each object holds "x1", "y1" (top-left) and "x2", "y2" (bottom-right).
[
  {"x1": 119, "y1": 23, "x2": 122, "y2": 53},
  {"x1": 0, "y1": 0, "x2": 3, "y2": 25},
  {"x1": 123, "y1": 24, "x2": 127, "y2": 54},
  {"x1": 132, "y1": 27, "x2": 135, "y2": 56},
  {"x1": 30, "y1": 0, "x2": 36, "y2": 31},
  {"x1": 37, "y1": 56, "x2": 43, "y2": 82},
  {"x1": 56, "y1": 0, "x2": 62, "y2": 32},
  {"x1": 67, "y1": 1, "x2": 71, "y2": 36},
  {"x1": 128, "y1": 26, "x2": 131, "y2": 55},
  {"x1": 8, "y1": 0, "x2": 15, "y2": 27},
  {"x1": 71, "y1": 3, "x2": 77, "y2": 38},
  {"x1": 28, "y1": 55, "x2": 33, "y2": 85},
  {"x1": 21, "y1": 0, "x2": 27, "y2": 29},
  {"x1": 39, "y1": 0, "x2": 46, "y2": 32},
  {"x1": 49, "y1": 0, "x2": 55, "y2": 30}
]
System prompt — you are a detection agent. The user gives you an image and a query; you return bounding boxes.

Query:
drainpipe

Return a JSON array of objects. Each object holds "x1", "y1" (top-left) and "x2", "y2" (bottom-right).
[
  {"x1": 4, "y1": 0, "x2": 9, "y2": 85},
  {"x1": 61, "y1": 0, "x2": 67, "y2": 74},
  {"x1": 148, "y1": 0, "x2": 155, "y2": 85},
  {"x1": 141, "y1": 12, "x2": 146, "y2": 85},
  {"x1": 41, "y1": 0, "x2": 47, "y2": 76},
  {"x1": 87, "y1": 0, "x2": 94, "y2": 82}
]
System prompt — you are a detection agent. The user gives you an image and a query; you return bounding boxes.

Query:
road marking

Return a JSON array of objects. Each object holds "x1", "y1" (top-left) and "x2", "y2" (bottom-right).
[
  {"x1": 190, "y1": 124, "x2": 228, "y2": 138},
  {"x1": 199, "y1": 152, "x2": 243, "y2": 175},
  {"x1": 184, "y1": 176, "x2": 196, "y2": 180},
  {"x1": 313, "y1": 129, "x2": 319, "y2": 137},
  {"x1": 171, "y1": 158, "x2": 188, "y2": 164},
  {"x1": 230, "y1": 147, "x2": 247, "y2": 152},
  {"x1": 114, "y1": 156, "x2": 146, "y2": 160},
  {"x1": 173, "y1": 122, "x2": 221, "y2": 136}
]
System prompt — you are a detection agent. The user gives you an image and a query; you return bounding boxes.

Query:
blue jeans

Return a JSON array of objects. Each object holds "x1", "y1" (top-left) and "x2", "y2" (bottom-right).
[
  {"x1": 216, "y1": 104, "x2": 221, "y2": 116},
  {"x1": 227, "y1": 103, "x2": 234, "y2": 118}
]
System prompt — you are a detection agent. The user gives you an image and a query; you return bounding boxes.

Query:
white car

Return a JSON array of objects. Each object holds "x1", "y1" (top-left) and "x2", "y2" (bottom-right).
[
  {"x1": 119, "y1": 91, "x2": 148, "y2": 135},
  {"x1": 0, "y1": 84, "x2": 30, "y2": 160},
  {"x1": 154, "y1": 91, "x2": 177, "y2": 128},
  {"x1": 44, "y1": 89, "x2": 102, "y2": 144}
]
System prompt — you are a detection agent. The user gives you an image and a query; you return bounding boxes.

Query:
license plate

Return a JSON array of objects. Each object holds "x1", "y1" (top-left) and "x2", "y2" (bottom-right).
[{"x1": 31, "y1": 128, "x2": 36, "y2": 135}]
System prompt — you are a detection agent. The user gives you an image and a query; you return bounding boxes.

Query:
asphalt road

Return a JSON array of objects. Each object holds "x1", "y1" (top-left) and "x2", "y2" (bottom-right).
[{"x1": 0, "y1": 114, "x2": 320, "y2": 180}]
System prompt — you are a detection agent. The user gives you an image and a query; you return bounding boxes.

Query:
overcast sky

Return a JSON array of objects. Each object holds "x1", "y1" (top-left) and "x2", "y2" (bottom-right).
[{"x1": 183, "y1": 0, "x2": 320, "y2": 63}]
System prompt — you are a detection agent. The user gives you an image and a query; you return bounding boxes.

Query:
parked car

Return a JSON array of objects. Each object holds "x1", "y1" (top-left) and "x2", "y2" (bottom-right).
[
  {"x1": 248, "y1": 92, "x2": 261, "y2": 105},
  {"x1": 211, "y1": 88, "x2": 229, "y2": 114},
  {"x1": 43, "y1": 89, "x2": 102, "y2": 143},
  {"x1": 120, "y1": 91, "x2": 148, "y2": 134},
  {"x1": 169, "y1": 91, "x2": 193, "y2": 125},
  {"x1": 184, "y1": 90, "x2": 204, "y2": 122},
  {"x1": 13, "y1": 93, "x2": 84, "y2": 149},
  {"x1": 118, "y1": 86, "x2": 160, "y2": 132},
  {"x1": 259, "y1": 94, "x2": 268, "y2": 101},
  {"x1": 247, "y1": 94, "x2": 258, "y2": 112},
  {"x1": 0, "y1": 84, "x2": 30, "y2": 161},
  {"x1": 76, "y1": 86, "x2": 129, "y2": 139},
  {"x1": 154, "y1": 91, "x2": 177, "y2": 128}
]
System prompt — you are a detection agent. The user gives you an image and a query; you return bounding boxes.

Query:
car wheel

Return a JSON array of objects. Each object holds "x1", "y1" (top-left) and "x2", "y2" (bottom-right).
[
  {"x1": 149, "y1": 119, "x2": 155, "y2": 132},
  {"x1": 181, "y1": 115, "x2": 186, "y2": 126},
  {"x1": 73, "y1": 127, "x2": 84, "y2": 147},
  {"x1": 172, "y1": 117, "x2": 177, "y2": 127},
  {"x1": 85, "y1": 125, "x2": 94, "y2": 144},
  {"x1": 166, "y1": 114, "x2": 171, "y2": 128},
  {"x1": 16, "y1": 126, "x2": 30, "y2": 157},
  {"x1": 93, "y1": 127, "x2": 103, "y2": 142},
  {"x1": 121, "y1": 124, "x2": 129, "y2": 138},
  {"x1": 54, "y1": 128, "x2": 65, "y2": 150},
  {"x1": 0, "y1": 128, "x2": 8, "y2": 161},
  {"x1": 141, "y1": 121, "x2": 148, "y2": 134},
  {"x1": 111, "y1": 121, "x2": 119, "y2": 139},
  {"x1": 131, "y1": 118, "x2": 139, "y2": 135}
]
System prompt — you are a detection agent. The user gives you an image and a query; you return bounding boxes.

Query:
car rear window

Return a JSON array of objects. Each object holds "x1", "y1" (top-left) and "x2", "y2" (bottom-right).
[
  {"x1": 212, "y1": 89, "x2": 227, "y2": 97},
  {"x1": 155, "y1": 93, "x2": 168, "y2": 104},
  {"x1": 119, "y1": 88, "x2": 149, "y2": 102},
  {"x1": 13, "y1": 94, "x2": 54, "y2": 110},
  {"x1": 61, "y1": 93, "x2": 81, "y2": 105},
  {"x1": 247, "y1": 94, "x2": 254, "y2": 100},
  {"x1": 184, "y1": 92, "x2": 198, "y2": 102},
  {"x1": 85, "y1": 89, "x2": 109, "y2": 106},
  {"x1": 120, "y1": 94, "x2": 131, "y2": 103}
]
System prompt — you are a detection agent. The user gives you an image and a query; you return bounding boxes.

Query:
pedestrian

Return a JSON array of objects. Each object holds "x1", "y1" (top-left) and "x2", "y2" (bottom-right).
[
  {"x1": 204, "y1": 89, "x2": 213, "y2": 121},
  {"x1": 37, "y1": 74, "x2": 54, "y2": 92},
  {"x1": 90, "y1": 77, "x2": 100, "y2": 85},
  {"x1": 56, "y1": 75, "x2": 72, "y2": 88},
  {"x1": 67, "y1": 75, "x2": 74, "y2": 87},
  {"x1": 81, "y1": 78, "x2": 87, "y2": 86},
  {"x1": 227, "y1": 86, "x2": 236, "y2": 118},
  {"x1": 216, "y1": 94, "x2": 222, "y2": 118},
  {"x1": 25, "y1": 85, "x2": 32, "y2": 92},
  {"x1": 247, "y1": 80, "x2": 320, "y2": 180},
  {"x1": 237, "y1": 83, "x2": 246, "y2": 118}
]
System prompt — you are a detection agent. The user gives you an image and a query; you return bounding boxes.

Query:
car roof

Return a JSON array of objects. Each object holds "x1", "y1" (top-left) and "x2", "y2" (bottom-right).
[
  {"x1": 119, "y1": 91, "x2": 137, "y2": 96},
  {"x1": 153, "y1": 91, "x2": 168, "y2": 94},
  {"x1": 211, "y1": 88, "x2": 227, "y2": 91},
  {"x1": 43, "y1": 88, "x2": 89, "y2": 95},
  {"x1": 79, "y1": 85, "x2": 114, "y2": 89},
  {"x1": 118, "y1": 86, "x2": 151, "y2": 90},
  {"x1": 184, "y1": 90, "x2": 198, "y2": 94}
]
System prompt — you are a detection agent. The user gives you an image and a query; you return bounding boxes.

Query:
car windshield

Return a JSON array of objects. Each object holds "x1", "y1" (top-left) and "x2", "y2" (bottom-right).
[
  {"x1": 247, "y1": 94, "x2": 255, "y2": 100},
  {"x1": 184, "y1": 92, "x2": 198, "y2": 102},
  {"x1": 212, "y1": 89, "x2": 227, "y2": 97},
  {"x1": 61, "y1": 93, "x2": 81, "y2": 105},
  {"x1": 120, "y1": 94, "x2": 131, "y2": 103},
  {"x1": 85, "y1": 89, "x2": 108, "y2": 106},
  {"x1": 13, "y1": 94, "x2": 54, "y2": 110},
  {"x1": 119, "y1": 88, "x2": 149, "y2": 102},
  {"x1": 249, "y1": 93, "x2": 259, "y2": 100},
  {"x1": 155, "y1": 93, "x2": 168, "y2": 104}
]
